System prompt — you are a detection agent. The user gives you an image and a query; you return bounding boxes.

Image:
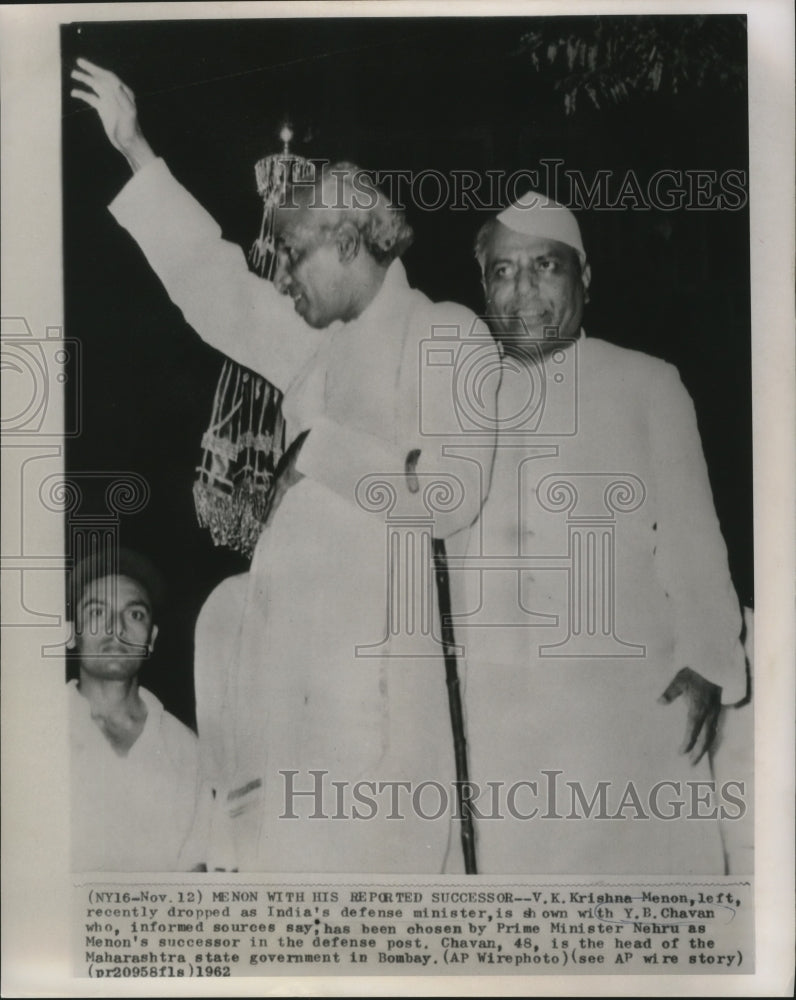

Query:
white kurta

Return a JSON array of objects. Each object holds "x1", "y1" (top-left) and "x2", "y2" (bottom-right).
[
  {"x1": 452, "y1": 337, "x2": 748, "y2": 874},
  {"x1": 110, "y1": 160, "x2": 498, "y2": 873},
  {"x1": 69, "y1": 681, "x2": 205, "y2": 872}
]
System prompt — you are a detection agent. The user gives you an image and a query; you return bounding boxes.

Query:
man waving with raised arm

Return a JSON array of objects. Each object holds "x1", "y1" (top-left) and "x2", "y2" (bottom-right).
[{"x1": 72, "y1": 59, "x2": 499, "y2": 874}]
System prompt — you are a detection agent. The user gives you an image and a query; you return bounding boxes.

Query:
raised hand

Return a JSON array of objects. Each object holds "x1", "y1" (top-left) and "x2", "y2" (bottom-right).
[
  {"x1": 70, "y1": 58, "x2": 155, "y2": 172},
  {"x1": 658, "y1": 666, "x2": 722, "y2": 765}
]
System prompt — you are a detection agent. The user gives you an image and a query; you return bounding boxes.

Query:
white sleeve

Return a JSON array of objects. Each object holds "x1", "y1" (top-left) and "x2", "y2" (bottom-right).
[
  {"x1": 296, "y1": 308, "x2": 498, "y2": 541},
  {"x1": 650, "y1": 363, "x2": 748, "y2": 704},
  {"x1": 109, "y1": 158, "x2": 320, "y2": 392}
]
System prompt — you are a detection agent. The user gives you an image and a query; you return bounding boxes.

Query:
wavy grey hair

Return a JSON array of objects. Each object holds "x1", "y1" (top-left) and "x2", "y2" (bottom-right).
[
  {"x1": 283, "y1": 161, "x2": 414, "y2": 264},
  {"x1": 473, "y1": 218, "x2": 502, "y2": 276}
]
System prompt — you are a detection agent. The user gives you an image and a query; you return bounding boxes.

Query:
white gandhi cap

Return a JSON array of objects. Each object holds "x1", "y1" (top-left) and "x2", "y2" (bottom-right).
[{"x1": 497, "y1": 190, "x2": 586, "y2": 266}]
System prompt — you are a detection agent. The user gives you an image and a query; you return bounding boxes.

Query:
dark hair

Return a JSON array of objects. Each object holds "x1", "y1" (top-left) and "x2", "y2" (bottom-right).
[{"x1": 68, "y1": 547, "x2": 165, "y2": 621}]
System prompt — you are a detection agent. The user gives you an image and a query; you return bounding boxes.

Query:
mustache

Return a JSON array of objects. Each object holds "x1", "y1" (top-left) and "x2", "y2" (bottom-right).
[{"x1": 96, "y1": 635, "x2": 149, "y2": 655}]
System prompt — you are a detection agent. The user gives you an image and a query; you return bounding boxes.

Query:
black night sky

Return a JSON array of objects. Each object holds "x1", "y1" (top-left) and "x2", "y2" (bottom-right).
[{"x1": 61, "y1": 16, "x2": 752, "y2": 728}]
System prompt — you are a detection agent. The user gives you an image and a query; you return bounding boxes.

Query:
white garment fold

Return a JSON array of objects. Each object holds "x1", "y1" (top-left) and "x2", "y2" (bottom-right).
[{"x1": 111, "y1": 160, "x2": 497, "y2": 872}]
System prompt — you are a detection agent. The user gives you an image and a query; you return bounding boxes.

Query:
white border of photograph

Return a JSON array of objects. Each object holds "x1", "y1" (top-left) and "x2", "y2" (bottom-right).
[{"x1": 1, "y1": 1, "x2": 793, "y2": 996}]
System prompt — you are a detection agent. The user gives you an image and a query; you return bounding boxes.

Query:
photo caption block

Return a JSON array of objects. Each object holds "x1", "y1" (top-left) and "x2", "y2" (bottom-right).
[{"x1": 74, "y1": 876, "x2": 753, "y2": 978}]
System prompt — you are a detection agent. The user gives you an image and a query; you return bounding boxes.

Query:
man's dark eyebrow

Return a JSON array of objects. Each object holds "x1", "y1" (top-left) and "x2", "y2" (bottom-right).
[
  {"x1": 78, "y1": 596, "x2": 151, "y2": 613},
  {"x1": 124, "y1": 598, "x2": 152, "y2": 613}
]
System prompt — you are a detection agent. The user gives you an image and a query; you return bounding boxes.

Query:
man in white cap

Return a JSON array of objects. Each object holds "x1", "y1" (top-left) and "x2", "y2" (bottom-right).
[{"x1": 452, "y1": 191, "x2": 750, "y2": 874}]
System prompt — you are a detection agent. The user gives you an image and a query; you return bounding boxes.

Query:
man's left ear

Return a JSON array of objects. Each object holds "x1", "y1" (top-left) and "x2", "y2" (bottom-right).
[
  {"x1": 581, "y1": 262, "x2": 592, "y2": 304},
  {"x1": 148, "y1": 624, "x2": 159, "y2": 654},
  {"x1": 335, "y1": 221, "x2": 361, "y2": 264}
]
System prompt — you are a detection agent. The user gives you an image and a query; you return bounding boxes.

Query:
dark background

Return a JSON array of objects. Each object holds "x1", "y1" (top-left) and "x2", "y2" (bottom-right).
[{"x1": 61, "y1": 16, "x2": 753, "y2": 729}]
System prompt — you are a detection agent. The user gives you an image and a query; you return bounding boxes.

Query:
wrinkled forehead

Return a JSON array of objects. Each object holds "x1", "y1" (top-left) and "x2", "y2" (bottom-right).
[
  {"x1": 78, "y1": 574, "x2": 152, "y2": 613},
  {"x1": 485, "y1": 224, "x2": 580, "y2": 267},
  {"x1": 274, "y1": 203, "x2": 321, "y2": 241}
]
